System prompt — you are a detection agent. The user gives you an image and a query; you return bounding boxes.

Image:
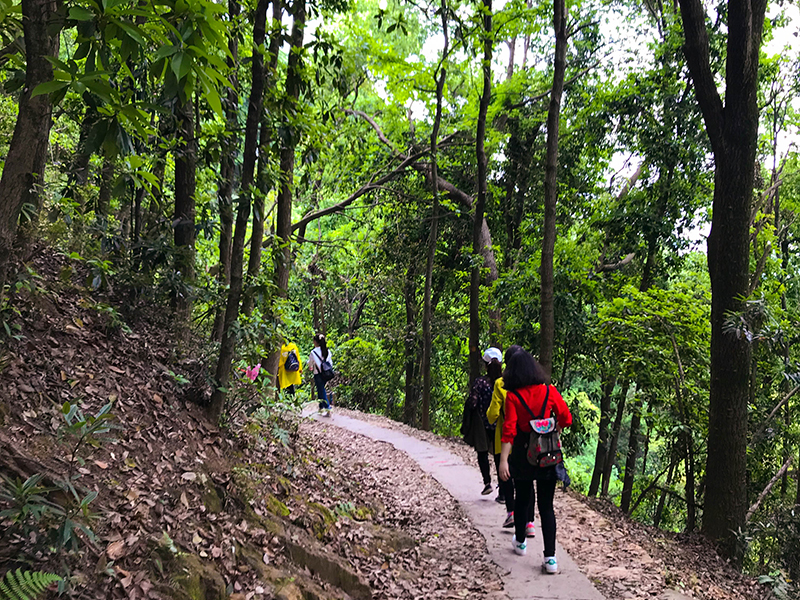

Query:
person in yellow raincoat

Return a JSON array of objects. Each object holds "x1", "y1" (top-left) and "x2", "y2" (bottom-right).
[
  {"x1": 278, "y1": 340, "x2": 302, "y2": 395},
  {"x1": 486, "y1": 344, "x2": 533, "y2": 535}
]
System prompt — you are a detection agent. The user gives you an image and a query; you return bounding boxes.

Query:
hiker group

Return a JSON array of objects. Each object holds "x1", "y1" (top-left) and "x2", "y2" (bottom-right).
[
  {"x1": 277, "y1": 333, "x2": 336, "y2": 415},
  {"x1": 462, "y1": 345, "x2": 572, "y2": 575}
]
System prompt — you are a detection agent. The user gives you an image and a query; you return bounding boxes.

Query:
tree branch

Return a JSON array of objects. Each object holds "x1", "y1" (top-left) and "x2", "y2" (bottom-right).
[
  {"x1": 506, "y1": 62, "x2": 598, "y2": 110},
  {"x1": 291, "y1": 151, "x2": 428, "y2": 233},
  {"x1": 751, "y1": 384, "x2": 800, "y2": 443},
  {"x1": 677, "y1": 0, "x2": 724, "y2": 152},
  {"x1": 614, "y1": 162, "x2": 644, "y2": 202},
  {"x1": 343, "y1": 109, "x2": 401, "y2": 156},
  {"x1": 596, "y1": 252, "x2": 635, "y2": 273},
  {"x1": 746, "y1": 456, "x2": 792, "y2": 522}
]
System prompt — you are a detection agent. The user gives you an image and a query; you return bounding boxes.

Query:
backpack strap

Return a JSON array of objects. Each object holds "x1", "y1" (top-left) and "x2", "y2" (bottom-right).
[
  {"x1": 510, "y1": 386, "x2": 550, "y2": 421},
  {"x1": 509, "y1": 389, "x2": 533, "y2": 420},
  {"x1": 538, "y1": 385, "x2": 550, "y2": 420}
]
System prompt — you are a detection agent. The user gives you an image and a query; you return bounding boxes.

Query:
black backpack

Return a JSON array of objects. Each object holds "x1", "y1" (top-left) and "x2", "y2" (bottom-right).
[{"x1": 284, "y1": 350, "x2": 300, "y2": 372}]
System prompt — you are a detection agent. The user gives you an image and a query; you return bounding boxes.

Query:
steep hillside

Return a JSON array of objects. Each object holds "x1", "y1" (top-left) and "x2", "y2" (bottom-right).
[{"x1": 0, "y1": 248, "x2": 503, "y2": 600}]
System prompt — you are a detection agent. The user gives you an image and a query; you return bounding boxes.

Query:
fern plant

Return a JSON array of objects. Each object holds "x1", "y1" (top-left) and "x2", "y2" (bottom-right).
[{"x1": 0, "y1": 569, "x2": 61, "y2": 600}]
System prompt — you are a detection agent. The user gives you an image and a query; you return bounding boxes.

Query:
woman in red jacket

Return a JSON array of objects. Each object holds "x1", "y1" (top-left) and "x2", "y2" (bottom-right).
[{"x1": 498, "y1": 348, "x2": 572, "y2": 574}]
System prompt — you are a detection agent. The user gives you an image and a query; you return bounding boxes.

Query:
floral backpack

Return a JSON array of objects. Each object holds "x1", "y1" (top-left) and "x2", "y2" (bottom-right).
[{"x1": 510, "y1": 385, "x2": 563, "y2": 468}]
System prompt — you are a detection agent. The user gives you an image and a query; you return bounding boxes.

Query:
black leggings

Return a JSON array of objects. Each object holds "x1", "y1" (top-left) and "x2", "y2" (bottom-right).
[
  {"x1": 476, "y1": 427, "x2": 496, "y2": 485},
  {"x1": 477, "y1": 450, "x2": 491, "y2": 485},
  {"x1": 494, "y1": 454, "x2": 517, "y2": 513},
  {"x1": 514, "y1": 478, "x2": 557, "y2": 557}
]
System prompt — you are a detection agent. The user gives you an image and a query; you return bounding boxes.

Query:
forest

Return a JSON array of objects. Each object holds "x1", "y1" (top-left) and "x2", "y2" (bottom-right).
[{"x1": 0, "y1": 0, "x2": 799, "y2": 593}]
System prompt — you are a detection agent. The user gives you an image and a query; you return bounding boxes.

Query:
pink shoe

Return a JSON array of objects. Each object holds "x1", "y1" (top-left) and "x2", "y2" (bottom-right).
[{"x1": 526, "y1": 522, "x2": 535, "y2": 538}]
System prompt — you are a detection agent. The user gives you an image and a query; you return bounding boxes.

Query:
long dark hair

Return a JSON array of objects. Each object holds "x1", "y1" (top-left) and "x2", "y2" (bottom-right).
[
  {"x1": 503, "y1": 348, "x2": 548, "y2": 391},
  {"x1": 314, "y1": 333, "x2": 329, "y2": 360},
  {"x1": 486, "y1": 360, "x2": 502, "y2": 384}
]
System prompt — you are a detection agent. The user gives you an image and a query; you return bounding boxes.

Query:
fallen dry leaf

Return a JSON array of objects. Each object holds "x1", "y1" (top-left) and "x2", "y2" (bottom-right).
[{"x1": 106, "y1": 540, "x2": 127, "y2": 560}]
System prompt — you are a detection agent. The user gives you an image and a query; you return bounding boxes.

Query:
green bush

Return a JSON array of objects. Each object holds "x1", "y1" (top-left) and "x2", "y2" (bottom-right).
[{"x1": 333, "y1": 337, "x2": 400, "y2": 415}]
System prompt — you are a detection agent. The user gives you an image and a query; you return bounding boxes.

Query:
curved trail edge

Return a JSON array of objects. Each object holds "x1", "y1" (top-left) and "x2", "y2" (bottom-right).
[{"x1": 309, "y1": 410, "x2": 605, "y2": 600}]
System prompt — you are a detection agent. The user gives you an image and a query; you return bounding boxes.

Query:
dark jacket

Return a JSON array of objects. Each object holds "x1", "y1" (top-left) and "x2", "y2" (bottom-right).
[{"x1": 461, "y1": 404, "x2": 490, "y2": 453}]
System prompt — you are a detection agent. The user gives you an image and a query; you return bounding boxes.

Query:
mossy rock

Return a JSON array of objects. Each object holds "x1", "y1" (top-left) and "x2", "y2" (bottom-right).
[
  {"x1": 307, "y1": 501, "x2": 337, "y2": 537},
  {"x1": 202, "y1": 484, "x2": 223, "y2": 513},
  {"x1": 231, "y1": 466, "x2": 257, "y2": 502},
  {"x1": 308, "y1": 502, "x2": 335, "y2": 525},
  {"x1": 165, "y1": 554, "x2": 226, "y2": 600},
  {"x1": 351, "y1": 506, "x2": 372, "y2": 521},
  {"x1": 276, "y1": 476, "x2": 292, "y2": 494},
  {"x1": 265, "y1": 494, "x2": 290, "y2": 518}
]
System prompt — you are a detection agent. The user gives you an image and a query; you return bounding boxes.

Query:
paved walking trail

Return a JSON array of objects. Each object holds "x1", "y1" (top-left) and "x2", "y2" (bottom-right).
[{"x1": 310, "y1": 410, "x2": 605, "y2": 600}]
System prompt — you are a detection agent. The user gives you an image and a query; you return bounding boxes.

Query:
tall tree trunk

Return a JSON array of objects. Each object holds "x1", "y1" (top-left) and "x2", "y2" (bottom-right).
[
  {"x1": 241, "y1": 119, "x2": 267, "y2": 317},
  {"x1": 132, "y1": 186, "x2": 144, "y2": 245},
  {"x1": 796, "y1": 443, "x2": 800, "y2": 507},
  {"x1": 274, "y1": 0, "x2": 305, "y2": 299},
  {"x1": 64, "y1": 104, "x2": 98, "y2": 203},
  {"x1": 602, "y1": 380, "x2": 629, "y2": 496},
  {"x1": 503, "y1": 121, "x2": 540, "y2": 271},
  {"x1": 242, "y1": 8, "x2": 281, "y2": 318},
  {"x1": 774, "y1": 164, "x2": 792, "y2": 499},
  {"x1": 421, "y1": 5, "x2": 448, "y2": 433},
  {"x1": 678, "y1": 0, "x2": 767, "y2": 561},
  {"x1": 538, "y1": 0, "x2": 567, "y2": 377},
  {"x1": 96, "y1": 155, "x2": 114, "y2": 220},
  {"x1": 589, "y1": 373, "x2": 615, "y2": 497},
  {"x1": 469, "y1": 0, "x2": 492, "y2": 384},
  {"x1": 674, "y1": 366, "x2": 697, "y2": 532},
  {"x1": 256, "y1": 0, "x2": 287, "y2": 384},
  {"x1": 685, "y1": 434, "x2": 696, "y2": 531},
  {"x1": 640, "y1": 167, "x2": 674, "y2": 292},
  {"x1": 212, "y1": 0, "x2": 241, "y2": 342},
  {"x1": 403, "y1": 267, "x2": 420, "y2": 427},
  {"x1": 0, "y1": 0, "x2": 60, "y2": 282},
  {"x1": 620, "y1": 395, "x2": 643, "y2": 514},
  {"x1": 654, "y1": 449, "x2": 677, "y2": 528},
  {"x1": 208, "y1": 0, "x2": 270, "y2": 424},
  {"x1": 173, "y1": 98, "x2": 197, "y2": 316}
]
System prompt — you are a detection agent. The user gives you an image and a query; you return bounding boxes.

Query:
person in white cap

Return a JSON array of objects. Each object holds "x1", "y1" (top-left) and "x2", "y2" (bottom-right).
[
  {"x1": 461, "y1": 347, "x2": 504, "y2": 495},
  {"x1": 487, "y1": 345, "x2": 534, "y2": 535}
]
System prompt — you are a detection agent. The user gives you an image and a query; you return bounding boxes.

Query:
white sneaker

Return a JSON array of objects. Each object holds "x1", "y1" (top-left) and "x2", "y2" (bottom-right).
[
  {"x1": 511, "y1": 534, "x2": 526, "y2": 556},
  {"x1": 542, "y1": 556, "x2": 557, "y2": 574}
]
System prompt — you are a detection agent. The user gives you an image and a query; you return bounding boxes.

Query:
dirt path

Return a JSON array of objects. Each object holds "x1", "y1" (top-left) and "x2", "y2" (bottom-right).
[
  {"x1": 307, "y1": 408, "x2": 604, "y2": 600},
  {"x1": 306, "y1": 407, "x2": 769, "y2": 600}
]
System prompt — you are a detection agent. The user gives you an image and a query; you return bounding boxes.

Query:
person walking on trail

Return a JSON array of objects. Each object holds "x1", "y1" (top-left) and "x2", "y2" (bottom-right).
[
  {"x1": 308, "y1": 333, "x2": 334, "y2": 416},
  {"x1": 487, "y1": 345, "x2": 534, "y2": 535},
  {"x1": 461, "y1": 348, "x2": 502, "y2": 496},
  {"x1": 278, "y1": 339, "x2": 302, "y2": 395},
  {"x1": 498, "y1": 348, "x2": 572, "y2": 574}
]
